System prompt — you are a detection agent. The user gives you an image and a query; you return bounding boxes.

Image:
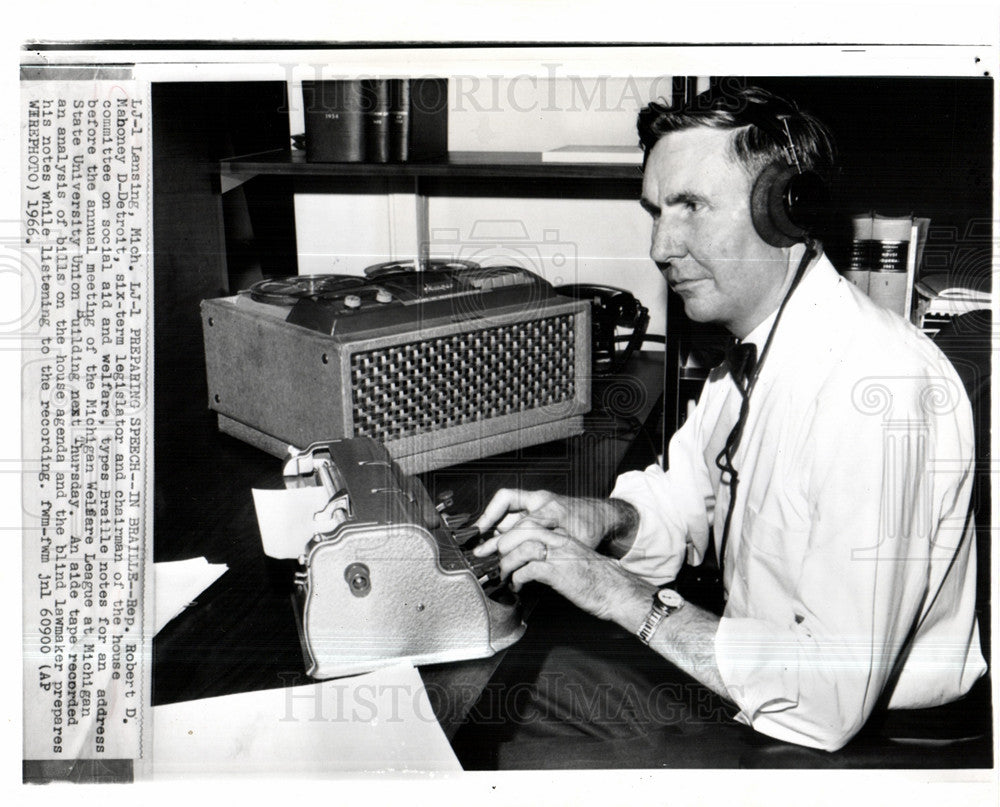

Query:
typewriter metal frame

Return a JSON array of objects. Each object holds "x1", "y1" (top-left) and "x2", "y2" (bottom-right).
[{"x1": 281, "y1": 438, "x2": 525, "y2": 678}]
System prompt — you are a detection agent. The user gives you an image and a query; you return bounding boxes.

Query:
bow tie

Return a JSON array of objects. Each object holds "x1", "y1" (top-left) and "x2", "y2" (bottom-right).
[{"x1": 724, "y1": 340, "x2": 758, "y2": 392}]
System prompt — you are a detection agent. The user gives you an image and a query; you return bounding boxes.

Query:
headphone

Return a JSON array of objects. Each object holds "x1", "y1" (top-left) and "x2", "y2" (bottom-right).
[{"x1": 740, "y1": 103, "x2": 829, "y2": 248}]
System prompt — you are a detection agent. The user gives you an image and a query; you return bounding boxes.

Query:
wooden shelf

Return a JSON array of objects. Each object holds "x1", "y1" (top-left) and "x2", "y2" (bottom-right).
[{"x1": 219, "y1": 149, "x2": 645, "y2": 191}]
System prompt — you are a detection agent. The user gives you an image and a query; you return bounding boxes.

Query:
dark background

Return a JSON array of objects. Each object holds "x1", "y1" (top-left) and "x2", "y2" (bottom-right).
[{"x1": 749, "y1": 76, "x2": 993, "y2": 285}]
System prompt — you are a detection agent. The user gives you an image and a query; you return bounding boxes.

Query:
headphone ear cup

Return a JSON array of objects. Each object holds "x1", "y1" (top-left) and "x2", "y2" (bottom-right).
[{"x1": 750, "y1": 162, "x2": 805, "y2": 248}]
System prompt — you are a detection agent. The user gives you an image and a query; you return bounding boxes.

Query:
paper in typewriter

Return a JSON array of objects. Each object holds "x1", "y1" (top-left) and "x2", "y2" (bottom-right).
[{"x1": 252, "y1": 486, "x2": 333, "y2": 559}]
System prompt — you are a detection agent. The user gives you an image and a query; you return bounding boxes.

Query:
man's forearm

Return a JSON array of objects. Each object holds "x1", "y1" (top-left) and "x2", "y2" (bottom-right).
[
  {"x1": 651, "y1": 603, "x2": 728, "y2": 698},
  {"x1": 609, "y1": 578, "x2": 729, "y2": 700}
]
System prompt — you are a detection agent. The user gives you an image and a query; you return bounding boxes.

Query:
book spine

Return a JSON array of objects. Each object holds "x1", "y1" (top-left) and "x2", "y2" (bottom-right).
[
  {"x1": 867, "y1": 214, "x2": 913, "y2": 317},
  {"x1": 389, "y1": 79, "x2": 410, "y2": 162},
  {"x1": 868, "y1": 269, "x2": 911, "y2": 317},
  {"x1": 873, "y1": 241, "x2": 908, "y2": 273},
  {"x1": 844, "y1": 213, "x2": 873, "y2": 294},
  {"x1": 408, "y1": 78, "x2": 449, "y2": 161},
  {"x1": 363, "y1": 78, "x2": 391, "y2": 164},
  {"x1": 903, "y1": 222, "x2": 919, "y2": 321},
  {"x1": 302, "y1": 80, "x2": 365, "y2": 163}
]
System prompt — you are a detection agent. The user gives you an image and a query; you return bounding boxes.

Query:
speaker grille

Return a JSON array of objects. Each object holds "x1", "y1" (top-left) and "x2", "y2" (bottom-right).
[{"x1": 350, "y1": 314, "x2": 578, "y2": 442}]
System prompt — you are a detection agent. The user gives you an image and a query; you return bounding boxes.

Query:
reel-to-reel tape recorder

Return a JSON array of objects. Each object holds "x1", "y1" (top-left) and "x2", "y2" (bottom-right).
[{"x1": 201, "y1": 259, "x2": 592, "y2": 473}]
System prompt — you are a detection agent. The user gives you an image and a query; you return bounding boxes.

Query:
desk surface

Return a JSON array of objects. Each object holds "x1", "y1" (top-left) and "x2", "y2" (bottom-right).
[{"x1": 152, "y1": 352, "x2": 664, "y2": 738}]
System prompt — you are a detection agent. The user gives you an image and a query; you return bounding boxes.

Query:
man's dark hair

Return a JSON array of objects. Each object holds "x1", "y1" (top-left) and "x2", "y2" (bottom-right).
[{"x1": 637, "y1": 83, "x2": 836, "y2": 180}]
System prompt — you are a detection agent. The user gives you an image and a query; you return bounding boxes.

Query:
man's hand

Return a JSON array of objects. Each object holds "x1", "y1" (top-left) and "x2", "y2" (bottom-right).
[
  {"x1": 473, "y1": 488, "x2": 728, "y2": 696},
  {"x1": 474, "y1": 488, "x2": 636, "y2": 551},
  {"x1": 473, "y1": 514, "x2": 654, "y2": 627}
]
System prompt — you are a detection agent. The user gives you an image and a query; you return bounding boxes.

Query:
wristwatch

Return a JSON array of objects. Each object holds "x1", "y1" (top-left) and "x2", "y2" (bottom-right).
[{"x1": 636, "y1": 587, "x2": 685, "y2": 645}]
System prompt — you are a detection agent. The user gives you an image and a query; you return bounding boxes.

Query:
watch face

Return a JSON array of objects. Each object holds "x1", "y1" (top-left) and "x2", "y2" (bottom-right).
[{"x1": 656, "y1": 588, "x2": 684, "y2": 609}]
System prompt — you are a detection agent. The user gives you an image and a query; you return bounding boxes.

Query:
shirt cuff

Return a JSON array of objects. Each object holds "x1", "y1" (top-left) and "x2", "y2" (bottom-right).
[
  {"x1": 715, "y1": 616, "x2": 910, "y2": 751},
  {"x1": 714, "y1": 615, "x2": 799, "y2": 728},
  {"x1": 609, "y1": 470, "x2": 689, "y2": 585}
]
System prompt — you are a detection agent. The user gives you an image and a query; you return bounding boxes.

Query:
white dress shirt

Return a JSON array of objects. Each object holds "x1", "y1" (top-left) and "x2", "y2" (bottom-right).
[{"x1": 611, "y1": 255, "x2": 987, "y2": 751}]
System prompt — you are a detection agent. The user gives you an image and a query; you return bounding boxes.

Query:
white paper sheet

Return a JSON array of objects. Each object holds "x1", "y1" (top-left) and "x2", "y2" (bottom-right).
[
  {"x1": 154, "y1": 558, "x2": 229, "y2": 634},
  {"x1": 152, "y1": 663, "x2": 462, "y2": 776},
  {"x1": 252, "y1": 486, "x2": 332, "y2": 559}
]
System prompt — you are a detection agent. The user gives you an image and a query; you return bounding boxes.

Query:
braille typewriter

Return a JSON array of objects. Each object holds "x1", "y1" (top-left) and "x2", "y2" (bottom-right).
[
  {"x1": 201, "y1": 259, "x2": 592, "y2": 473},
  {"x1": 268, "y1": 436, "x2": 524, "y2": 679}
]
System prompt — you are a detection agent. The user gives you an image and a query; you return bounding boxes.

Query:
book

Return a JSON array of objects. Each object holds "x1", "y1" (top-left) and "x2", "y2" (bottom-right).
[
  {"x1": 866, "y1": 213, "x2": 913, "y2": 317},
  {"x1": 300, "y1": 78, "x2": 448, "y2": 163},
  {"x1": 906, "y1": 216, "x2": 931, "y2": 319},
  {"x1": 388, "y1": 78, "x2": 410, "y2": 162},
  {"x1": 408, "y1": 77, "x2": 449, "y2": 161},
  {"x1": 846, "y1": 212, "x2": 930, "y2": 319},
  {"x1": 542, "y1": 145, "x2": 644, "y2": 164},
  {"x1": 844, "y1": 212, "x2": 874, "y2": 293},
  {"x1": 362, "y1": 78, "x2": 391, "y2": 163},
  {"x1": 302, "y1": 80, "x2": 366, "y2": 163},
  {"x1": 871, "y1": 213, "x2": 913, "y2": 273}
]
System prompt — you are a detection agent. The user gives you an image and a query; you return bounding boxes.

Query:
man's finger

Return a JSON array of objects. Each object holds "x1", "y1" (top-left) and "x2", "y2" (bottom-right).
[
  {"x1": 474, "y1": 488, "x2": 529, "y2": 532},
  {"x1": 496, "y1": 510, "x2": 558, "y2": 535},
  {"x1": 510, "y1": 561, "x2": 547, "y2": 593},
  {"x1": 473, "y1": 514, "x2": 554, "y2": 557},
  {"x1": 475, "y1": 488, "x2": 558, "y2": 532},
  {"x1": 471, "y1": 534, "x2": 499, "y2": 557},
  {"x1": 493, "y1": 518, "x2": 552, "y2": 557},
  {"x1": 495, "y1": 511, "x2": 524, "y2": 534},
  {"x1": 498, "y1": 538, "x2": 549, "y2": 580}
]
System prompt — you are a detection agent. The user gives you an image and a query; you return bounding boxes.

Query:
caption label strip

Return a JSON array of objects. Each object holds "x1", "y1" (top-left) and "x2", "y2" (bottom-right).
[{"x1": 22, "y1": 79, "x2": 151, "y2": 768}]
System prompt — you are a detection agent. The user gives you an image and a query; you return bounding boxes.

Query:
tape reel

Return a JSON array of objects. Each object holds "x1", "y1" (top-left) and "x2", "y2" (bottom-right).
[
  {"x1": 244, "y1": 275, "x2": 366, "y2": 306},
  {"x1": 363, "y1": 259, "x2": 480, "y2": 279}
]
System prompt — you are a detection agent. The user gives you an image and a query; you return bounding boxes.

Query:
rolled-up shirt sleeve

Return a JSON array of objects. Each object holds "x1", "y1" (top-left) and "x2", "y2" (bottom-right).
[
  {"x1": 610, "y1": 393, "x2": 717, "y2": 585},
  {"x1": 714, "y1": 368, "x2": 982, "y2": 751}
]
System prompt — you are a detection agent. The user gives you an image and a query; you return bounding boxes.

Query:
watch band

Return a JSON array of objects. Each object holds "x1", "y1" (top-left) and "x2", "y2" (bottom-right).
[{"x1": 637, "y1": 588, "x2": 684, "y2": 645}]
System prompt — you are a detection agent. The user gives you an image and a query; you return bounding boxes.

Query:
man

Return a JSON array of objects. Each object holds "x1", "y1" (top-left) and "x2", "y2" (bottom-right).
[{"x1": 463, "y1": 86, "x2": 986, "y2": 764}]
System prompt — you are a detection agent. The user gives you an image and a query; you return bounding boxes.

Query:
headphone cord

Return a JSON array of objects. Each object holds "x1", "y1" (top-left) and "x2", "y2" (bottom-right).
[{"x1": 714, "y1": 238, "x2": 820, "y2": 574}]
